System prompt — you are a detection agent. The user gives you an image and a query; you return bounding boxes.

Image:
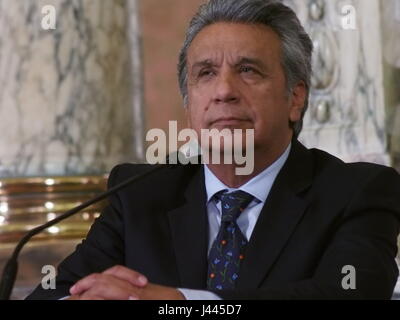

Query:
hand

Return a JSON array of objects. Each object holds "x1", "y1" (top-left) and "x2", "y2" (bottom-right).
[
  {"x1": 131, "y1": 282, "x2": 185, "y2": 300},
  {"x1": 69, "y1": 265, "x2": 185, "y2": 300},
  {"x1": 69, "y1": 265, "x2": 147, "y2": 300}
]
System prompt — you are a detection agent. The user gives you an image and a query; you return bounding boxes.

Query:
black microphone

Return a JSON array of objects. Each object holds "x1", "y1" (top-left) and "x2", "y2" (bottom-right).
[{"x1": 0, "y1": 153, "x2": 185, "y2": 300}]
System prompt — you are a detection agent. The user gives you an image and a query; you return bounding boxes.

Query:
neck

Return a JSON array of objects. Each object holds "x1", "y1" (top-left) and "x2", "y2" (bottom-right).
[{"x1": 206, "y1": 141, "x2": 291, "y2": 188}]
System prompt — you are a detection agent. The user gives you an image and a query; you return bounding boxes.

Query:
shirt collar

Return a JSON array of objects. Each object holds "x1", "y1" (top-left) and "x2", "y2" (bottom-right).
[{"x1": 204, "y1": 143, "x2": 291, "y2": 203}]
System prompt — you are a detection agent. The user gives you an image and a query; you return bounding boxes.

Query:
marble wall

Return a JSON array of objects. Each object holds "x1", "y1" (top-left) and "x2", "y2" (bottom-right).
[
  {"x1": 0, "y1": 0, "x2": 397, "y2": 172},
  {"x1": 381, "y1": 0, "x2": 400, "y2": 68},
  {"x1": 141, "y1": 0, "x2": 394, "y2": 167},
  {"x1": 284, "y1": 0, "x2": 389, "y2": 164},
  {"x1": 381, "y1": 0, "x2": 400, "y2": 171},
  {"x1": 0, "y1": 0, "x2": 144, "y2": 178}
]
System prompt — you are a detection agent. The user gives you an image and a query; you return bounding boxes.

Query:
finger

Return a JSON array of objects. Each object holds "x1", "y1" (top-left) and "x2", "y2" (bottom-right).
[
  {"x1": 70, "y1": 273, "x2": 142, "y2": 299},
  {"x1": 70, "y1": 273, "x2": 130, "y2": 295},
  {"x1": 103, "y1": 265, "x2": 148, "y2": 287},
  {"x1": 79, "y1": 282, "x2": 140, "y2": 300},
  {"x1": 70, "y1": 273, "x2": 102, "y2": 295}
]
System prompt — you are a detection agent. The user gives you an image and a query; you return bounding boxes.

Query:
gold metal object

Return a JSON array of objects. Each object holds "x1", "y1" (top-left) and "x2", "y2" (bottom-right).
[
  {"x1": 0, "y1": 175, "x2": 108, "y2": 245},
  {"x1": 0, "y1": 175, "x2": 108, "y2": 299}
]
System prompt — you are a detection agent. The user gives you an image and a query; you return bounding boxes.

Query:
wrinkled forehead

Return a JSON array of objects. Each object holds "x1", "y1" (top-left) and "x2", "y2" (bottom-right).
[{"x1": 187, "y1": 22, "x2": 282, "y2": 68}]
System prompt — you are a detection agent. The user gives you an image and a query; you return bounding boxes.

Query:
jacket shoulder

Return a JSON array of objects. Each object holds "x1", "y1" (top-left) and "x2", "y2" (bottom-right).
[
  {"x1": 307, "y1": 148, "x2": 400, "y2": 209},
  {"x1": 309, "y1": 147, "x2": 399, "y2": 180}
]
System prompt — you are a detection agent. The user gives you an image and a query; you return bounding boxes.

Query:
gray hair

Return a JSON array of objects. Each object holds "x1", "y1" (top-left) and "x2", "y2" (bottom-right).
[{"x1": 177, "y1": 0, "x2": 313, "y2": 138}]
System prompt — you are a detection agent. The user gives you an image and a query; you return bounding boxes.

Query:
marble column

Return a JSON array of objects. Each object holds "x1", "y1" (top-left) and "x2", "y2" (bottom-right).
[
  {"x1": 284, "y1": 0, "x2": 399, "y2": 298},
  {"x1": 284, "y1": 0, "x2": 390, "y2": 165},
  {"x1": 381, "y1": 0, "x2": 400, "y2": 171},
  {"x1": 0, "y1": 0, "x2": 145, "y2": 299},
  {"x1": 0, "y1": 0, "x2": 144, "y2": 178},
  {"x1": 380, "y1": 0, "x2": 400, "y2": 299}
]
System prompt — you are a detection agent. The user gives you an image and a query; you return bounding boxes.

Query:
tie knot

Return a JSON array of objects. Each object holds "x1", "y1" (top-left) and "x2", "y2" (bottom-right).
[{"x1": 218, "y1": 190, "x2": 254, "y2": 223}]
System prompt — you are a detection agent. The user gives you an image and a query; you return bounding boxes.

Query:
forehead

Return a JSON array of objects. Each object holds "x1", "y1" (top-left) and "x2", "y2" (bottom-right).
[{"x1": 187, "y1": 22, "x2": 282, "y2": 65}]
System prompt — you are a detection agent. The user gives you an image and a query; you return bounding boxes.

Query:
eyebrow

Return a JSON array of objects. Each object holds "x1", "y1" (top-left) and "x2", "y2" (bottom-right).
[
  {"x1": 190, "y1": 56, "x2": 267, "y2": 73},
  {"x1": 234, "y1": 56, "x2": 266, "y2": 69},
  {"x1": 191, "y1": 59, "x2": 215, "y2": 72}
]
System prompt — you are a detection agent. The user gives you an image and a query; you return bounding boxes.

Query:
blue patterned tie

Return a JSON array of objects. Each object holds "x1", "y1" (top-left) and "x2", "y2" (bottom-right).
[{"x1": 207, "y1": 190, "x2": 254, "y2": 290}]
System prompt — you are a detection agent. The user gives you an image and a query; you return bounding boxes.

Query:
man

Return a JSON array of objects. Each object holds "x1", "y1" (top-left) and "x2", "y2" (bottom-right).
[{"x1": 27, "y1": 0, "x2": 400, "y2": 300}]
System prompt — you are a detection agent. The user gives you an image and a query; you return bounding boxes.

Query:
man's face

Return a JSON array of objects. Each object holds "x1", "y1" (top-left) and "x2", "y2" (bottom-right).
[{"x1": 185, "y1": 22, "x2": 305, "y2": 156}]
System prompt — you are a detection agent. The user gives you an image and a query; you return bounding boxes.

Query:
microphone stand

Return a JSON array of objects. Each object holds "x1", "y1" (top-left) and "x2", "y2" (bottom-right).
[{"x1": 0, "y1": 161, "x2": 176, "y2": 300}]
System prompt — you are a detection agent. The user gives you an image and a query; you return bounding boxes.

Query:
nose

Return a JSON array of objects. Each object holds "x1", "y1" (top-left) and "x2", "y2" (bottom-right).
[{"x1": 213, "y1": 70, "x2": 240, "y2": 104}]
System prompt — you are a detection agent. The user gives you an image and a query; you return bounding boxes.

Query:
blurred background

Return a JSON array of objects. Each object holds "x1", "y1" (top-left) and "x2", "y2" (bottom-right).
[{"x1": 0, "y1": 0, "x2": 399, "y2": 299}]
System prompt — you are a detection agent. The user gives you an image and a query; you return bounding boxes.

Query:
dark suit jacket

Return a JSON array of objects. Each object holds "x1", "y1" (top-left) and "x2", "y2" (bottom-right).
[{"x1": 26, "y1": 140, "x2": 400, "y2": 299}]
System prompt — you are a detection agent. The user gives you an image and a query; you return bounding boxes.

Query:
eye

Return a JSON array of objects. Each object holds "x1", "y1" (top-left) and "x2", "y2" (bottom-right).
[
  {"x1": 198, "y1": 69, "x2": 214, "y2": 77},
  {"x1": 240, "y1": 66, "x2": 257, "y2": 74}
]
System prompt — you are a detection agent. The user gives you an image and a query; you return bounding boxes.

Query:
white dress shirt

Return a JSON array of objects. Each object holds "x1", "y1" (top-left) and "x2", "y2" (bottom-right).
[{"x1": 179, "y1": 143, "x2": 291, "y2": 300}]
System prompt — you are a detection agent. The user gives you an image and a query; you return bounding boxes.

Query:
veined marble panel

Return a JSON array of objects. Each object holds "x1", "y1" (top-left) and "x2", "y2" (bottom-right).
[
  {"x1": 0, "y1": 0, "x2": 144, "y2": 177},
  {"x1": 285, "y1": 0, "x2": 389, "y2": 164},
  {"x1": 381, "y1": 0, "x2": 400, "y2": 170},
  {"x1": 381, "y1": 0, "x2": 400, "y2": 68}
]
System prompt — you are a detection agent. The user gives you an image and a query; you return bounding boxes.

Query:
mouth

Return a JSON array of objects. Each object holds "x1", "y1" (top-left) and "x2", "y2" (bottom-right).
[{"x1": 210, "y1": 117, "x2": 251, "y2": 127}]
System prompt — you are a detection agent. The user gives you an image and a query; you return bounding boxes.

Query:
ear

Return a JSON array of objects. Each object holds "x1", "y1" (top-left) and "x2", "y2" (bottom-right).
[{"x1": 289, "y1": 81, "x2": 307, "y2": 123}]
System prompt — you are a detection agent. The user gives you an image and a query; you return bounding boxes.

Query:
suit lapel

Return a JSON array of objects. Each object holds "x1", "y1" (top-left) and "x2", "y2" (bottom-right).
[
  {"x1": 167, "y1": 166, "x2": 209, "y2": 289},
  {"x1": 166, "y1": 141, "x2": 314, "y2": 289},
  {"x1": 237, "y1": 140, "x2": 314, "y2": 289}
]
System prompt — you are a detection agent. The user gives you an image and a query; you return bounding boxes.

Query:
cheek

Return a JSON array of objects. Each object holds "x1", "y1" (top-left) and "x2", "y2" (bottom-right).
[
  {"x1": 187, "y1": 91, "x2": 208, "y2": 123},
  {"x1": 250, "y1": 92, "x2": 289, "y2": 130},
  {"x1": 189, "y1": 90, "x2": 209, "y2": 112},
  {"x1": 186, "y1": 104, "x2": 202, "y2": 131}
]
